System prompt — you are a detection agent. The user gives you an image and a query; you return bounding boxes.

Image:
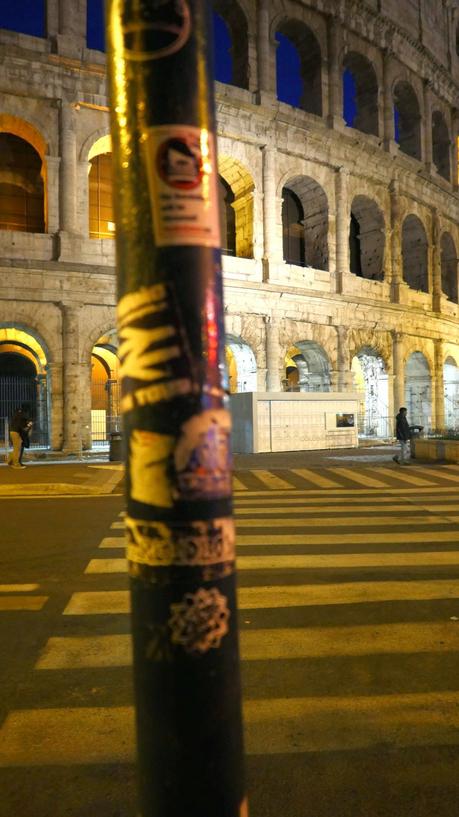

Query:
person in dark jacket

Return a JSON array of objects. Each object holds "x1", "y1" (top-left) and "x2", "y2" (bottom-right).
[
  {"x1": 393, "y1": 406, "x2": 411, "y2": 465},
  {"x1": 7, "y1": 404, "x2": 32, "y2": 469}
]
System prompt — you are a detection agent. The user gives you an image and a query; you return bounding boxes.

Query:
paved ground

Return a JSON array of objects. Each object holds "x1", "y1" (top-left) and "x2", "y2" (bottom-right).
[{"x1": 1, "y1": 458, "x2": 459, "y2": 815}]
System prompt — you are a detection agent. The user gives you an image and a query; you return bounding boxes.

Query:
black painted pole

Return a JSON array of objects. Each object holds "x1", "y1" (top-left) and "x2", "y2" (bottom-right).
[{"x1": 105, "y1": 2, "x2": 247, "y2": 816}]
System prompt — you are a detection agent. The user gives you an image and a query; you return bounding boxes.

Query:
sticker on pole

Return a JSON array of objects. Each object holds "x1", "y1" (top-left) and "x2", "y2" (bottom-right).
[
  {"x1": 121, "y1": 0, "x2": 191, "y2": 62},
  {"x1": 143, "y1": 125, "x2": 221, "y2": 248}
]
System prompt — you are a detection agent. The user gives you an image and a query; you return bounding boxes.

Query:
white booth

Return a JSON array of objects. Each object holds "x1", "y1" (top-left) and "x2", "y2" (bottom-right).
[{"x1": 230, "y1": 391, "x2": 361, "y2": 453}]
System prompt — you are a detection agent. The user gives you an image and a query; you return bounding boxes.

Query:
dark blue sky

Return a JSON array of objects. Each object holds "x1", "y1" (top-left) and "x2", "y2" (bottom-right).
[{"x1": 0, "y1": 4, "x2": 357, "y2": 125}]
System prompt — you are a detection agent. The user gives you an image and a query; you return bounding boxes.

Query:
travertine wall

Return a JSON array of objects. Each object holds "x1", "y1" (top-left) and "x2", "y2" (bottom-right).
[{"x1": 0, "y1": 0, "x2": 458, "y2": 449}]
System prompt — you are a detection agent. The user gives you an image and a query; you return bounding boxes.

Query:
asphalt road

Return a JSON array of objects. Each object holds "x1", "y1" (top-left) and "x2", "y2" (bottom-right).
[{"x1": 1, "y1": 460, "x2": 459, "y2": 816}]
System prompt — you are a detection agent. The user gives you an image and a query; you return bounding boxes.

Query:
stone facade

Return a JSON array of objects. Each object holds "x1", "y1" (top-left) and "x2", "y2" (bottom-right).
[{"x1": 0, "y1": 0, "x2": 458, "y2": 450}]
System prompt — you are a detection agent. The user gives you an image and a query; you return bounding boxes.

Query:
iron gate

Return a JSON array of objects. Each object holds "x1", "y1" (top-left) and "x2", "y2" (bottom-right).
[
  {"x1": 91, "y1": 380, "x2": 121, "y2": 446},
  {"x1": 0, "y1": 375, "x2": 49, "y2": 448}
]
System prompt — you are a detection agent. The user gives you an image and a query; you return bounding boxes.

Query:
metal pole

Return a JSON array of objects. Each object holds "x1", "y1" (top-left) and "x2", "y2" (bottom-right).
[{"x1": 106, "y1": 3, "x2": 246, "y2": 816}]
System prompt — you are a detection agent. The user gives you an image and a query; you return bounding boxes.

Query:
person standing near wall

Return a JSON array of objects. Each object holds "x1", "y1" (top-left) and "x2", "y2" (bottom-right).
[
  {"x1": 393, "y1": 406, "x2": 411, "y2": 465},
  {"x1": 7, "y1": 403, "x2": 32, "y2": 469}
]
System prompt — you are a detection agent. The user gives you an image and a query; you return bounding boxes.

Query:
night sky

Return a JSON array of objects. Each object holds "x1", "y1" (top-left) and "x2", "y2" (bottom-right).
[{"x1": 0, "y1": 3, "x2": 356, "y2": 124}]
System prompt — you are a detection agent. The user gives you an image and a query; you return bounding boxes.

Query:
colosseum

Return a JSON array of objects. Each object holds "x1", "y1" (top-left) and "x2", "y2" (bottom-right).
[{"x1": 0, "y1": 0, "x2": 458, "y2": 453}]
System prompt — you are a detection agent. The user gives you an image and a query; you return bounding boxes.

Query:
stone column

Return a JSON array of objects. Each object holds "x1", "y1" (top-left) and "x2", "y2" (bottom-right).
[
  {"x1": 80, "y1": 361, "x2": 93, "y2": 450},
  {"x1": 59, "y1": 101, "x2": 78, "y2": 235},
  {"x1": 431, "y1": 208, "x2": 442, "y2": 312},
  {"x1": 78, "y1": 159, "x2": 90, "y2": 238},
  {"x1": 336, "y1": 325, "x2": 353, "y2": 391},
  {"x1": 47, "y1": 361, "x2": 64, "y2": 451},
  {"x1": 423, "y1": 81, "x2": 433, "y2": 171},
  {"x1": 56, "y1": 0, "x2": 87, "y2": 59},
  {"x1": 265, "y1": 317, "x2": 281, "y2": 392},
  {"x1": 383, "y1": 50, "x2": 396, "y2": 151},
  {"x1": 452, "y1": 109, "x2": 459, "y2": 193},
  {"x1": 257, "y1": 0, "x2": 272, "y2": 96},
  {"x1": 389, "y1": 179, "x2": 403, "y2": 302},
  {"x1": 327, "y1": 17, "x2": 343, "y2": 128},
  {"x1": 46, "y1": 0, "x2": 59, "y2": 39},
  {"x1": 262, "y1": 145, "x2": 278, "y2": 279},
  {"x1": 392, "y1": 331, "x2": 405, "y2": 413},
  {"x1": 334, "y1": 167, "x2": 349, "y2": 293},
  {"x1": 434, "y1": 338, "x2": 445, "y2": 431},
  {"x1": 42, "y1": 155, "x2": 60, "y2": 234},
  {"x1": 62, "y1": 303, "x2": 82, "y2": 453}
]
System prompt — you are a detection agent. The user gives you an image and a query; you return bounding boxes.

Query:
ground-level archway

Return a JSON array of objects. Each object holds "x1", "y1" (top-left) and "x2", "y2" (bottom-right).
[
  {"x1": 405, "y1": 351, "x2": 431, "y2": 430},
  {"x1": 91, "y1": 330, "x2": 120, "y2": 446},
  {"x1": 0, "y1": 327, "x2": 49, "y2": 448},
  {"x1": 351, "y1": 348, "x2": 389, "y2": 437},
  {"x1": 284, "y1": 342, "x2": 331, "y2": 392},
  {"x1": 444, "y1": 356, "x2": 459, "y2": 430},
  {"x1": 225, "y1": 335, "x2": 257, "y2": 393}
]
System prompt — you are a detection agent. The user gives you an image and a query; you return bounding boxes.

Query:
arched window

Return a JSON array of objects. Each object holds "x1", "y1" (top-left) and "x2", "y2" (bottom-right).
[
  {"x1": 349, "y1": 213, "x2": 362, "y2": 276},
  {"x1": 218, "y1": 176, "x2": 236, "y2": 255},
  {"x1": 0, "y1": 133, "x2": 44, "y2": 233},
  {"x1": 441, "y1": 233, "x2": 458, "y2": 303},
  {"x1": 211, "y1": 1, "x2": 248, "y2": 89},
  {"x1": 349, "y1": 196, "x2": 385, "y2": 280},
  {"x1": 342, "y1": 53, "x2": 379, "y2": 136},
  {"x1": 282, "y1": 188, "x2": 305, "y2": 265},
  {"x1": 87, "y1": 0, "x2": 105, "y2": 51},
  {"x1": 281, "y1": 177, "x2": 328, "y2": 270},
  {"x1": 456, "y1": 23, "x2": 459, "y2": 57},
  {"x1": 432, "y1": 111, "x2": 451, "y2": 181},
  {"x1": 276, "y1": 21, "x2": 322, "y2": 116},
  {"x1": 0, "y1": 1, "x2": 45, "y2": 37},
  {"x1": 393, "y1": 81, "x2": 421, "y2": 161},
  {"x1": 89, "y1": 153, "x2": 114, "y2": 239},
  {"x1": 401, "y1": 215, "x2": 428, "y2": 292}
]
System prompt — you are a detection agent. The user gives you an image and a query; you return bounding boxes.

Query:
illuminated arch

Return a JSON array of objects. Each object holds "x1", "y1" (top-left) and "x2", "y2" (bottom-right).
[{"x1": 218, "y1": 156, "x2": 254, "y2": 259}]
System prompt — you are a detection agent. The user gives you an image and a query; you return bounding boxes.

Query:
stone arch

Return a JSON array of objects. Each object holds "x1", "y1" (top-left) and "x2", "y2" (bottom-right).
[
  {"x1": 0, "y1": 325, "x2": 51, "y2": 447},
  {"x1": 82, "y1": 313, "x2": 118, "y2": 365},
  {"x1": 0, "y1": 114, "x2": 48, "y2": 160},
  {"x1": 432, "y1": 110, "x2": 451, "y2": 181},
  {"x1": 225, "y1": 334, "x2": 257, "y2": 393},
  {"x1": 91, "y1": 328, "x2": 120, "y2": 443},
  {"x1": 211, "y1": 0, "x2": 249, "y2": 90},
  {"x1": 351, "y1": 345, "x2": 390, "y2": 437},
  {"x1": 218, "y1": 155, "x2": 254, "y2": 258},
  {"x1": 284, "y1": 340, "x2": 331, "y2": 392},
  {"x1": 275, "y1": 19, "x2": 322, "y2": 115},
  {"x1": 441, "y1": 232, "x2": 458, "y2": 303},
  {"x1": 281, "y1": 175, "x2": 329, "y2": 270},
  {"x1": 0, "y1": 133, "x2": 45, "y2": 233},
  {"x1": 444, "y1": 355, "x2": 459, "y2": 429},
  {"x1": 393, "y1": 81, "x2": 422, "y2": 161},
  {"x1": 405, "y1": 351, "x2": 432, "y2": 429},
  {"x1": 349, "y1": 195, "x2": 385, "y2": 281},
  {"x1": 401, "y1": 214, "x2": 429, "y2": 293},
  {"x1": 342, "y1": 51, "x2": 379, "y2": 137},
  {"x1": 79, "y1": 129, "x2": 112, "y2": 163}
]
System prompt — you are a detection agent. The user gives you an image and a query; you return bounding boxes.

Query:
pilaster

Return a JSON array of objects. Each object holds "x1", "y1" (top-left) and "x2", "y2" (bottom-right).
[
  {"x1": 434, "y1": 338, "x2": 445, "y2": 431},
  {"x1": 265, "y1": 317, "x2": 281, "y2": 392},
  {"x1": 334, "y1": 167, "x2": 349, "y2": 293}
]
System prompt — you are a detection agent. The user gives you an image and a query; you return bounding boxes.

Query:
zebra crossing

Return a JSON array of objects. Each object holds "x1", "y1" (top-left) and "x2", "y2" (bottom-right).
[{"x1": 2, "y1": 465, "x2": 459, "y2": 811}]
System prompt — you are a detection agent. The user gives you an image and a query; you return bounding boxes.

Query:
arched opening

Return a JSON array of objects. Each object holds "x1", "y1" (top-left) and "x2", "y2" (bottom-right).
[
  {"x1": 89, "y1": 152, "x2": 114, "y2": 239},
  {"x1": 352, "y1": 348, "x2": 389, "y2": 437},
  {"x1": 275, "y1": 22, "x2": 322, "y2": 115},
  {"x1": 0, "y1": 1, "x2": 45, "y2": 37},
  {"x1": 218, "y1": 176, "x2": 236, "y2": 255},
  {"x1": 225, "y1": 335, "x2": 257, "y2": 393},
  {"x1": 282, "y1": 188, "x2": 305, "y2": 265},
  {"x1": 282, "y1": 177, "x2": 329, "y2": 269},
  {"x1": 393, "y1": 81, "x2": 421, "y2": 161},
  {"x1": 284, "y1": 342, "x2": 331, "y2": 392},
  {"x1": 432, "y1": 111, "x2": 451, "y2": 181},
  {"x1": 91, "y1": 331, "x2": 120, "y2": 447},
  {"x1": 87, "y1": 0, "x2": 105, "y2": 51},
  {"x1": 405, "y1": 352, "x2": 431, "y2": 430},
  {"x1": 401, "y1": 215, "x2": 428, "y2": 293},
  {"x1": 211, "y1": 1, "x2": 249, "y2": 89},
  {"x1": 0, "y1": 133, "x2": 45, "y2": 233},
  {"x1": 444, "y1": 356, "x2": 459, "y2": 430},
  {"x1": 349, "y1": 196, "x2": 385, "y2": 280},
  {"x1": 218, "y1": 156, "x2": 254, "y2": 258},
  {"x1": 212, "y1": 11, "x2": 232, "y2": 84},
  {"x1": 0, "y1": 327, "x2": 49, "y2": 448},
  {"x1": 441, "y1": 233, "x2": 458, "y2": 303},
  {"x1": 342, "y1": 53, "x2": 379, "y2": 136}
]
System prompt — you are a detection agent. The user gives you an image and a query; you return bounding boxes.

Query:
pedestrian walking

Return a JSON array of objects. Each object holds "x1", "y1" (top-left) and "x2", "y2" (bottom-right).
[
  {"x1": 7, "y1": 403, "x2": 32, "y2": 469},
  {"x1": 393, "y1": 406, "x2": 411, "y2": 465}
]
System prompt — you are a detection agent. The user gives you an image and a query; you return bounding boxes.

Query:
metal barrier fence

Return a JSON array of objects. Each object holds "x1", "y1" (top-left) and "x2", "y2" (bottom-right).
[{"x1": 357, "y1": 413, "x2": 394, "y2": 439}]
